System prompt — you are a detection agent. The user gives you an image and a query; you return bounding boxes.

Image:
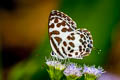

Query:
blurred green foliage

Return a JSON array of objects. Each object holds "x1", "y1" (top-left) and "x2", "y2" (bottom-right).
[
  {"x1": 59, "y1": 0, "x2": 120, "y2": 65},
  {"x1": 7, "y1": 0, "x2": 120, "y2": 80}
]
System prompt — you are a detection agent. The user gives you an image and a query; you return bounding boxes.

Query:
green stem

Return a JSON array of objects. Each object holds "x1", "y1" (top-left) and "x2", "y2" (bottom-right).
[
  {"x1": 85, "y1": 77, "x2": 96, "y2": 80},
  {"x1": 84, "y1": 74, "x2": 96, "y2": 80},
  {"x1": 54, "y1": 69, "x2": 63, "y2": 80},
  {"x1": 66, "y1": 77, "x2": 76, "y2": 80},
  {"x1": 66, "y1": 75, "x2": 81, "y2": 80},
  {"x1": 47, "y1": 66, "x2": 64, "y2": 80}
]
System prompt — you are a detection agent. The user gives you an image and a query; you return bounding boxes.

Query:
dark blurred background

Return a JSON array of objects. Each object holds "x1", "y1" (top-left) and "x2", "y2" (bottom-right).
[{"x1": 0, "y1": 0, "x2": 120, "y2": 80}]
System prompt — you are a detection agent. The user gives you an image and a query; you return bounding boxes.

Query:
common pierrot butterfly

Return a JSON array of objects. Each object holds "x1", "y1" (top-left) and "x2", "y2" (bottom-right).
[{"x1": 48, "y1": 10, "x2": 93, "y2": 59}]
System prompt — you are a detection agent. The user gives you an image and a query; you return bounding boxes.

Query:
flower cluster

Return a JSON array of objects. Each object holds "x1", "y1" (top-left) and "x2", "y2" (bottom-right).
[
  {"x1": 64, "y1": 64, "x2": 82, "y2": 80},
  {"x1": 45, "y1": 57, "x2": 105, "y2": 80},
  {"x1": 46, "y1": 60, "x2": 65, "y2": 70},
  {"x1": 83, "y1": 65, "x2": 105, "y2": 78}
]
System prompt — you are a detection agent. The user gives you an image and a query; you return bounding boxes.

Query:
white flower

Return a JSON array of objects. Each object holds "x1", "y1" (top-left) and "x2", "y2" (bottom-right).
[
  {"x1": 64, "y1": 64, "x2": 82, "y2": 77},
  {"x1": 46, "y1": 58, "x2": 66, "y2": 70},
  {"x1": 55, "y1": 62, "x2": 66, "y2": 70},
  {"x1": 83, "y1": 65, "x2": 105, "y2": 77},
  {"x1": 46, "y1": 60, "x2": 59, "y2": 66},
  {"x1": 45, "y1": 57, "x2": 65, "y2": 80}
]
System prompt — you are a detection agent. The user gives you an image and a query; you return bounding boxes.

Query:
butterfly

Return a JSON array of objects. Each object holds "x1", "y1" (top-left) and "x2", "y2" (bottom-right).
[{"x1": 48, "y1": 10, "x2": 93, "y2": 59}]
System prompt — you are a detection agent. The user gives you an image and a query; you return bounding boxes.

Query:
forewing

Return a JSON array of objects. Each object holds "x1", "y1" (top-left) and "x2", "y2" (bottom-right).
[{"x1": 48, "y1": 10, "x2": 77, "y2": 59}]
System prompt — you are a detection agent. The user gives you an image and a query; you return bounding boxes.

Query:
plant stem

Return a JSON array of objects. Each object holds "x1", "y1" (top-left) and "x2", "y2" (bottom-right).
[{"x1": 84, "y1": 74, "x2": 96, "y2": 80}]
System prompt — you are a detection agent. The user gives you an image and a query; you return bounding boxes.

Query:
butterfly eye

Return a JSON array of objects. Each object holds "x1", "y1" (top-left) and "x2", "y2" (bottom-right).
[{"x1": 51, "y1": 51, "x2": 55, "y2": 55}]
